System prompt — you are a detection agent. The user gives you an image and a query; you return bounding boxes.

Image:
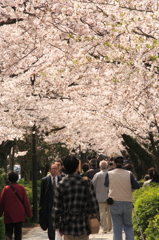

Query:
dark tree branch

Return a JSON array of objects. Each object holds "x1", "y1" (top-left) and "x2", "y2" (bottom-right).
[
  {"x1": 0, "y1": 18, "x2": 23, "y2": 26},
  {"x1": 120, "y1": 6, "x2": 153, "y2": 13},
  {"x1": 132, "y1": 27, "x2": 156, "y2": 40}
]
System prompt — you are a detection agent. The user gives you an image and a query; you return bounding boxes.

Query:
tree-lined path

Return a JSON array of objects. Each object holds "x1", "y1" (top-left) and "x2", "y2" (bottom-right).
[{"x1": 23, "y1": 226, "x2": 124, "y2": 240}]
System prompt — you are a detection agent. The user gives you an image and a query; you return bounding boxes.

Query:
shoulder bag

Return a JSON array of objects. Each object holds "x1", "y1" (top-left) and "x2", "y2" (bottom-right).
[{"x1": 10, "y1": 184, "x2": 24, "y2": 205}]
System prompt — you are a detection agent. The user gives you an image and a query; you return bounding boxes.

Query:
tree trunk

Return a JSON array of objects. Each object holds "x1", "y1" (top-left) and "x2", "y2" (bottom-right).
[
  {"x1": 9, "y1": 146, "x2": 15, "y2": 171},
  {"x1": 148, "y1": 132, "x2": 159, "y2": 173}
]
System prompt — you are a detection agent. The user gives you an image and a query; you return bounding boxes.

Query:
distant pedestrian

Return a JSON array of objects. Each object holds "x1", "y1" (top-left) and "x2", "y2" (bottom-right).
[
  {"x1": 143, "y1": 167, "x2": 159, "y2": 186},
  {"x1": 86, "y1": 155, "x2": 92, "y2": 164},
  {"x1": 85, "y1": 159, "x2": 100, "y2": 180},
  {"x1": 52, "y1": 155, "x2": 99, "y2": 240},
  {"x1": 108, "y1": 162, "x2": 114, "y2": 171},
  {"x1": 0, "y1": 171, "x2": 32, "y2": 240},
  {"x1": 80, "y1": 163, "x2": 89, "y2": 177},
  {"x1": 92, "y1": 160, "x2": 112, "y2": 233},
  {"x1": 123, "y1": 154, "x2": 130, "y2": 165},
  {"x1": 124, "y1": 163, "x2": 133, "y2": 172},
  {"x1": 148, "y1": 167, "x2": 159, "y2": 183},
  {"x1": 104, "y1": 156, "x2": 140, "y2": 240}
]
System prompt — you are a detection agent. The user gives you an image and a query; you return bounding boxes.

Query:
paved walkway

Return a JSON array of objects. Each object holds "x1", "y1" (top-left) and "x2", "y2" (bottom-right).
[{"x1": 23, "y1": 226, "x2": 115, "y2": 240}]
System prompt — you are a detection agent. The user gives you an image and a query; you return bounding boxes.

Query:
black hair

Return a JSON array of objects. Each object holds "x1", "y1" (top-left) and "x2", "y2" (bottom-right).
[
  {"x1": 109, "y1": 162, "x2": 113, "y2": 166},
  {"x1": 82, "y1": 163, "x2": 89, "y2": 173},
  {"x1": 148, "y1": 167, "x2": 159, "y2": 179},
  {"x1": 110, "y1": 157, "x2": 114, "y2": 162},
  {"x1": 7, "y1": 171, "x2": 18, "y2": 183},
  {"x1": 90, "y1": 159, "x2": 97, "y2": 167},
  {"x1": 124, "y1": 163, "x2": 133, "y2": 171},
  {"x1": 63, "y1": 155, "x2": 79, "y2": 174},
  {"x1": 87, "y1": 155, "x2": 92, "y2": 161},
  {"x1": 114, "y1": 156, "x2": 124, "y2": 165}
]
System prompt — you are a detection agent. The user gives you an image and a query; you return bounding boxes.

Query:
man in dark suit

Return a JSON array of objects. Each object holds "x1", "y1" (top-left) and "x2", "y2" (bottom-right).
[{"x1": 39, "y1": 163, "x2": 61, "y2": 240}]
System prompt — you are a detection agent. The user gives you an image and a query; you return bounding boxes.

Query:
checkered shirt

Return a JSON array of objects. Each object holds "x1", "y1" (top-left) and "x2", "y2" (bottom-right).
[{"x1": 52, "y1": 173, "x2": 99, "y2": 236}]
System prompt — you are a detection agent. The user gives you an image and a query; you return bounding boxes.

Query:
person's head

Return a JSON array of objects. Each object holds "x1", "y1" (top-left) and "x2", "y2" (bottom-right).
[
  {"x1": 144, "y1": 174, "x2": 151, "y2": 181},
  {"x1": 82, "y1": 163, "x2": 89, "y2": 173},
  {"x1": 86, "y1": 155, "x2": 92, "y2": 161},
  {"x1": 63, "y1": 155, "x2": 79, "y2": 174},
  {"x1": 110, "y1": 157, "x2": 114, "y2": 162},
  {"x1": 99, "y1": 160, "x2": 108, "y2": 170},
  {"x1": 49, "y1": 163, "x2": 58, "y2": 177},
  {"x1": 109, "y1": 162, "x2": 114, "y2": 167},
  {"x1": 125, "y1": 154, "x2": 130, "y2": 160},
  {"x1": 114, "y1": 156, "x2": 124, "y2": 167},
  {"x1": 54, "y1": 159, "x2": 63, "y2": 174},
  {"x1": 7, "y1": 171, "x2": 18, "y2": 183},
  {"x1": 124, "y1": 163, "x2": 133, "y2": 172},
  {"x1": 148, "y1": 167, "x2": 159, "y2": 179},
  {"x1": 89, "y1": 159, "x2": 97, "y2": 168}
]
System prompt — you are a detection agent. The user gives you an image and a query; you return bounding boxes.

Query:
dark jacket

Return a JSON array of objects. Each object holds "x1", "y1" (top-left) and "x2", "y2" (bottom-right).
[
  {"x1": 151, "y1": 176, "x2": 159, "y2": 183},
  {"x1": 85, "y1": 167, "x2": 100, "y2": 180},
  {"x1": 39, "y1": 174, "x2": 61, "y2": 230}
]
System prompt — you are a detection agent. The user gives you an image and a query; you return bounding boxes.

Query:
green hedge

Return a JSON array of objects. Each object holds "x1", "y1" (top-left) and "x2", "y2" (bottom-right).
[
  {"x1": 0, "y1": 217, "x2": 5, "y2": 240},
  {"x1": 133, "y1": 183, "x2": 159, "y2": 240},
  {"x1": 0, "y1": 169, "x2": 6, "y2": 240},
  {"x1": 145, "y1": 214, "x2": 159, "y2": 240},
  {"x1": 18, "y1": 178, "x2": 41, "y2": 223},
  {"x1": 18, "y1": 178, "x2": 41, "y2": 207},
  {"x1": 0, "y1": 168, "x2": 7, "y2": 193}
]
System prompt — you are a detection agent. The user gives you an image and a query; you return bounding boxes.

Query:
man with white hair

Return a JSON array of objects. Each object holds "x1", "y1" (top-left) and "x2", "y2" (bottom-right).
[{"x1": 92, "y1": 160, "x2": 112, "y2": 233}]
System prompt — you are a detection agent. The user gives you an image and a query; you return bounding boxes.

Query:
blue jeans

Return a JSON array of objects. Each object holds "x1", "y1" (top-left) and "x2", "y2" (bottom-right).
[{"x1": 110, "y1": 201, "x2": 134, "y2": 240}]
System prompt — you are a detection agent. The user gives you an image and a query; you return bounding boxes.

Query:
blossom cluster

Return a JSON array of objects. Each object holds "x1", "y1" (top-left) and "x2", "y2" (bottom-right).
[{"x1": 0, "y1": 0, "x2": 159, "y2": 155}]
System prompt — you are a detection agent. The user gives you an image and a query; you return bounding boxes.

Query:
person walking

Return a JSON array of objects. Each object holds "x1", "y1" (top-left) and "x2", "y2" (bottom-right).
[
  {"x1": 39, "y1": 163, "x2": 61, "y2": 240},
  {"x1": 104, "y1": 156, "x2": 140, "y2": 240},
  {"x1": 52, "y1": 155, "x2": 99, "y2": 240},
  {"x1": 92, "y1": 160, "x2": 112, "y2": 233},
  {"x1": 143, "y1": 167, "x2": 159, "y2": 186},
  {"x1": 85, "y1": 159, "x2": 100, "y2": 180},
  {"x1": 80, "y1": 163, "x2": 89, "y2": 177},
  {"x1": 0, "y1": 171, "x2": 32, "y2": 240},
  {"x1": 148, "y1": 167, "x2": 159, "y2": 183}
]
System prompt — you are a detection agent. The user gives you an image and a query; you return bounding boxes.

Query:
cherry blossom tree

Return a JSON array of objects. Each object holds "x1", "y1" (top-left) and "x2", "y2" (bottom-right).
[{"x1": 0, "y1": 0, "x2": 159, "y2": 161}]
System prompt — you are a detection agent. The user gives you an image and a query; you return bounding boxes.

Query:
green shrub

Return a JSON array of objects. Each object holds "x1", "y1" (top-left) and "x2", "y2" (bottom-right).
[
  {"x1": 133, "y1": 183, "x2": 159, "y2": 240},
  {"x1": 0, "y1": 217, "x2": 5, "y2": 240},
  {"x1": 0, "y1": 169, "x2": 6, "y2": 239},
  {"x1": 145, "y1": 214, "x2": 159, "y2": 240},
  {"x1": 0, "y1": 168, "x2": 7, "y2": 193},
  {"x1": 18, "y1": 179, "x2": 41, "y2": 223},
  {"x1": 18, "y1": 179, "x2": 41, "y2": 204}
]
